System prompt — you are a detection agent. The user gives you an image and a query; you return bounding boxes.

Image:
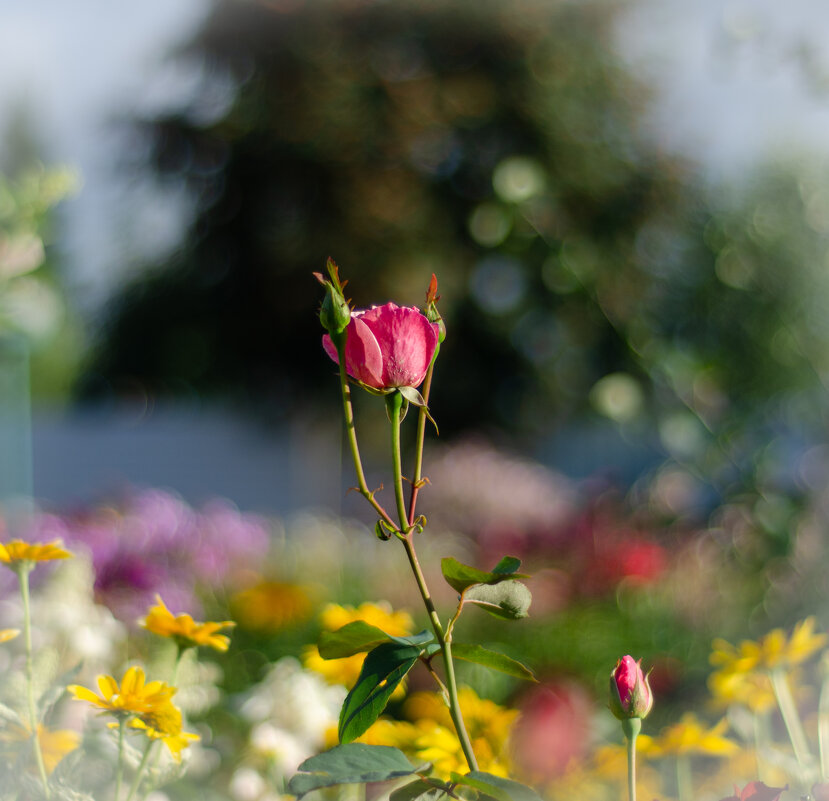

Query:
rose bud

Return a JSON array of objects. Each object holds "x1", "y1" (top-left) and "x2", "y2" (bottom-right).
[
  {"x1": 315, "y1": 258, "x2": 352, "y2": 347},
  {"x1": 609, "y1": 655, "x2": 653, "y2": 720}
]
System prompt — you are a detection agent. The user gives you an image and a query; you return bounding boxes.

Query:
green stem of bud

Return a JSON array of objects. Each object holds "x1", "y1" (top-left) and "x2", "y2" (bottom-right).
[{"x1": 622, "y1": 717, "x2": 641, "y2": 801}]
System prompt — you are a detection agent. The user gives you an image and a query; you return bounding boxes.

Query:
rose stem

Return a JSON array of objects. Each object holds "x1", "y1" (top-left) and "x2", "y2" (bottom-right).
[
  {"x1": 335, "y1": 342, "x2": 396, "y2": 529},
  {"x1": 388, "y1": 391, "x2": 479, "y2": 773}
]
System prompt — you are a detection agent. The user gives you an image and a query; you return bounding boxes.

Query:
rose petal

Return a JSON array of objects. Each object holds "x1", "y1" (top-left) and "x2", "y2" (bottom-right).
[
  {"x1": 322, "y1": 315, "x2": 384, "y2": 388},
  {"x1": 359, "y1": 303, "x2": 438, "y2": 388}
]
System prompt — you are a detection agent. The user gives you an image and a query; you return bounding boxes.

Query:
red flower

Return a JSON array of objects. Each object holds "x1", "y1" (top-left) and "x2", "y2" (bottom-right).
[
  {"x1": 718, "y1": 781, "x2": 787, "y2": 801},
  {"x1": 322, "y1": 302, "x2": 439, "y2": 390},
  {"x1": 609, "y1": 655, "x2": 653, "y2": 719}
]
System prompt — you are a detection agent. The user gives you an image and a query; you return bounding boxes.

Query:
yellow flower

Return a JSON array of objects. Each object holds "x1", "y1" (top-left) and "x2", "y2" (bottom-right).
[
  {"x1": 645, "y1": 713, "x2": 738, "y2": 758},
  {"x1": 0, "y1": 540, "x2": 72, "y2": 567},
  {"x1": 0, "y1": 723, "x2": 80, "y2": 774},
  {"x1": 0, "y1": 629, "x2": 19, "y2": 643},
  {"x1": 230, "y1": 580, "x2": 313, "y2": 632},
  {"x1": 142, "y1": 595, "x2": 235, "y2": 652},
  {"x1": 304, "y1": 602, "x2": 414, "y2": 694},
  {"x1": 68, "y1": 666, "x2": 176, "y2": 720},
  {"x1": 406, "y1": 688, "x2": 518, "y2": 779},
  {"x1": 319, "y1": 602, "x2": 414, "y2": 635},
  {"x1": 710, "y1": 617, "x2": 827, "y2": 676},
  {"x1": 708, "y1": 668, "x2": 777, "y2": 714},
  {"x1": 406, "y1": 687, "x2": 519, "y2": 746},
  {"x1": 129, "y1": 699, "x2": 199, "y2": 762},
  {"x1": 358, "y1": 688, "x2": 518, "y2": 781}
]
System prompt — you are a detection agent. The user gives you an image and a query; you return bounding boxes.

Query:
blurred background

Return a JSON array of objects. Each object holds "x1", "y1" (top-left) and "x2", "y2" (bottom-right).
[{"x1": 3, "y1": 0, "x2": 829, "y2": 795}]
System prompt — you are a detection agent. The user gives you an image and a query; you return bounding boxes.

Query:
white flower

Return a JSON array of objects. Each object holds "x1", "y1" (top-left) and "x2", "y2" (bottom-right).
[{"x1": 229, "y1": 767, "x2": 267, "y2": 801}]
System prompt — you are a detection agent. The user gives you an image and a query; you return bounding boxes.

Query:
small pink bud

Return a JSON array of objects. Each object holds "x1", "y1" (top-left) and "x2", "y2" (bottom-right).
[{"x1": 609, "y1": 655, "x2": 653, "y2": 720}]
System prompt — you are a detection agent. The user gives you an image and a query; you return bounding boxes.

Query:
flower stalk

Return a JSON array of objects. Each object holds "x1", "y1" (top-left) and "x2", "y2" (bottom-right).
[
  {"x1": 115, "y1": 717, "x2": 126, "y2": 801},
  {"x1": 622, "y1": 717, "x2": 640, "y2": 801},
  {"x1": 334, "y1": 341, "x2": 396, "y2": 530},
  {"x1": 407, "y1": 362, "x2": 435, "y2": 527},
  {"x1": 770, "y1": 667, "x2": 812, "y2": 775},
  {"x1": 323, "y1": 269, "x2": 478, "y2": 773},
  {"x1": 388, "y1": 391, "x2": 479, "y2": 772},
  {"x1": 125, "y1": 739, "x2": 156, "y2": 801},
  {"x1": 18, "y1": 563, "x2": 51, "y2": 799}
]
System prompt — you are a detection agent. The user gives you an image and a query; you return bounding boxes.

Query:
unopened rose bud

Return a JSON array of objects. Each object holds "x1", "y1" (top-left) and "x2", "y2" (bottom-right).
[
  {"x1": 609, "y1": 655, "x2": 653, "y2": 720},
  {"x1": 316, "y1": 258, "x2": 352, "y2": 348},
  {"x1": 423, "y1": 273, "x2": 446, "y2": 344}
]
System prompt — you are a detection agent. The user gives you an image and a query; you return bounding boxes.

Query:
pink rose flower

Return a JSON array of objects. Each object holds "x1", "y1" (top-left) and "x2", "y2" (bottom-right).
[
  {"x1": 322, "y1": 302, "x2": 439, "y2": 390},
  {"x1": 609, "y1": 655, "x2": 653, "y2": 719}
]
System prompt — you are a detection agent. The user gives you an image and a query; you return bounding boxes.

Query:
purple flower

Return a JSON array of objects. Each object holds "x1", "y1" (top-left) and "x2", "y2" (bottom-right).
[{"x1": 39, "y1": 488, "x2": 269, "y2": 623}]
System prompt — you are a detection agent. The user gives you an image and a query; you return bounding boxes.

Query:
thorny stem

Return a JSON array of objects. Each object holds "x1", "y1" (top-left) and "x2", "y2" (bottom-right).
[
  {"x1": 399, "y1": 531, "x2": 478, "y2": 773},
  {"x1": 388, "y1": 393, "x2": 409, "y2": 531},
  {"x1": 335, "y1": 345, "x2": 396, "y2": 530},
  {"x1": 771, "y1": 667, "x2": 813, "y2": 776},
  {"x1": 407, "y1": 362, "x2": 435, "y2": 527},
  {"x1": 390, "y1": 400, "x2": 478, "y2": 773},
  {"x1": 18, "y1": 564, "x2": 50, "y2": 799},
  {"x1": 334, "y1": 349, "x2": 477, "y2": 772}
]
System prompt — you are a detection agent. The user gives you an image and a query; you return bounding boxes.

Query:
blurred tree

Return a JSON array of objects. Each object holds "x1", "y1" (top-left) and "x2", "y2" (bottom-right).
[
  {"x1": 80, "y1": 0, "x2": 828, "y2": 519},
  {"x1": 79, "y1": 0, "x2": 684, "y2": 426}
]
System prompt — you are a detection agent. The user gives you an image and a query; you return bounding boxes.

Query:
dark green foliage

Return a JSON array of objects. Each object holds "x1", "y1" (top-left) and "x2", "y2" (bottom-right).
[
  {"x1": 450, "y1": 643, "x2": 536, "y2": 681},
  {"x1": 338, "y1": 641, "x2": 421, "y2": 743}
]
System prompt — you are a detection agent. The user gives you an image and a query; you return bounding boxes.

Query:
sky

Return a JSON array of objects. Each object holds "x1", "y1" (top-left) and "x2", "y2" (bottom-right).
[{"x1": 2, "y1": 0, "x2": 829, "y2": 314}]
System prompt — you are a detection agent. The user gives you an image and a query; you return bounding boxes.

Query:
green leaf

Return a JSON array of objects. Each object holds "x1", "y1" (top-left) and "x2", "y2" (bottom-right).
[
  {"x1": 388, "y1": 630, "x2": 437, "y2": 648},
  {"x1": 451, "y1": 643, "x2": 536, "y2": 681},
  {"x1": 288, "y1": 744, "x2": 417, "y2": 798},
  {"x1": 464, "y1": 582, "x2": 532, "y2": 620},
  {"x1": 319, "y1": 621, "x2": 392, "y2": 659},
  {"x1": 451, "y1": 772, "x2": 544, "y2": 801},
  {"x1": 320, "y1": 623, "x2": 435, "y2": 660},
  {"x1": 390, "y1": 778, "x2": 454, "y2": 801},
  {"x1": 491, "y1": 556, "x2": 522, "y2": 576},
  {"x1": 339, "y1": 642, "x2": 420, "y2": 743},
  {"x1": 441, "y1": 557, "x2": 528, "y2": 594}
]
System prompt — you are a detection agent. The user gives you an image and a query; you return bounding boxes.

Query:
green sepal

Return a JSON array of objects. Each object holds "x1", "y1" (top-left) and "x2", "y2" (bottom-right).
[
  {"x1": 464, "y1": 582, "x2": 532, "y2": 620},
  {"x1": 450, "y1": 772, "x2": 544, "y2": 801},
  {"x1": 376, "y1": 520, "x2": 395, "y2": 541},
  {"x1": 398, "y1": 385, "x2": 438, "y2": 434},
  {"x1": 440, "y1": 557, "x2": 528, "y2": 594},
  {"x1": 339, "y1": 642, "x2": 421, "y2": 743},
  {"x1": 451, "y1": 643, "x2": 536, "y2": 681},
  {"x1": 287, "y1": 744, "x2": 417, "y2": 798}
]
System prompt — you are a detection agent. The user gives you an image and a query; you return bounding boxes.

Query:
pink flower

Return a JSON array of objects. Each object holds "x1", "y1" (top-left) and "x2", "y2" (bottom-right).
[
  {"x1": 322, "y1": 302, "x2": 439, "y2": 390},
  {"x1": 609, "y1": 655, "x2": 653, "y2": 719},
  {"x1": 718, "y1": 781, "x2": 787, "y2": 801}
]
